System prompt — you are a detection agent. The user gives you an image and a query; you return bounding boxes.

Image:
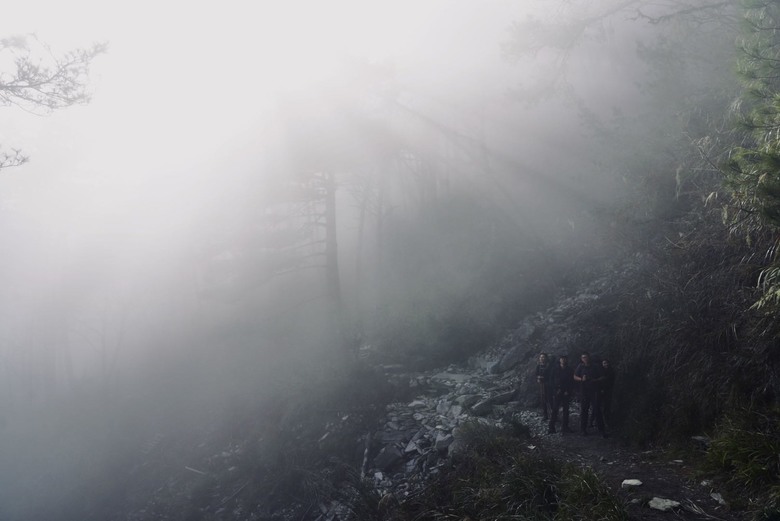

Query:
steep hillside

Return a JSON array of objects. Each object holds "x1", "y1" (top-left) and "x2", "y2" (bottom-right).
[{"x1": 81, "y1": 193, "x2": 780, "y2": 521}]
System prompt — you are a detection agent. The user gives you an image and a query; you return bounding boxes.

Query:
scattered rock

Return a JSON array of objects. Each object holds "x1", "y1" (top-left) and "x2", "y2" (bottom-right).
[
  {"x1": 711, "y1": 492, "x2": 726, "y2": 505},
  {"x1": 470, "y1": 399, "x2": 494, "y2": 416},
  {"x1": 434, "y1": 433, "x2": 454, "y2": 451},
  {"x1": 373, "y1": 446, "x2": 403, "y2": 471},
  {"x1": 621, "y1": 479, "x2": 643, "y2": 489},
  {"x1": 648, "y1": 497, "x2": 681, "y2": 511}
]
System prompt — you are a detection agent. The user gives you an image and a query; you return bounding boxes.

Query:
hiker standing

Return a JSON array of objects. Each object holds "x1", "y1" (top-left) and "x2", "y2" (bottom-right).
[
  {"x1": 535, "y1": 353, "x2": 553, "y2": 421},
  {"x1": 548, "y1": 354, "x2": 574, "y2": 434},
  {"x1": 574, "y1": 351, "x2": 606, "y2": 437},
  {"x1": 599, "y1": 358, "x2": 616, "y2": 428}
]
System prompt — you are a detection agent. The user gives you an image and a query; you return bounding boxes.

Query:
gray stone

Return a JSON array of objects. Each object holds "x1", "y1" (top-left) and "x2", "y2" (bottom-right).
[
  {"x1": 648, "y1": 497, "x2": 680, "y2": 511},
  {"x1": 404, "y1": 440, "x2": 419, "y2": 454},
  {"x1": 431, "y1": 372, "x2": 473, "y2": 383},
  {"x1": 425, "y1": 450, "x2": 439, "y2": 467},
  {"x1": 410, "y1": 427, "x2": 426, "y2": 442},
  {"x1": 455, "y1": 394, "x2": 481, "y2": 408},
  {"x1": 373, "y1": 446, "x2": 403, "y2": 471},
  {"x1": 378, "y1": 431, "x2": 408, "y2": 443},
  {"x1": 470, "y1": 399, "x2": 493, "y2": 416},
  {"x1": 435, "y1": 433, "x2": 454, "y2": 451},
  {"x1": 497, "y1": 346, "x2": 524, "y2": 373},
  {"x1": 491, "y1": 390, "x2": 516, "y2": 405},
  {"x1": 436, "y1": 400, "x2": 451, "y2": 415}
]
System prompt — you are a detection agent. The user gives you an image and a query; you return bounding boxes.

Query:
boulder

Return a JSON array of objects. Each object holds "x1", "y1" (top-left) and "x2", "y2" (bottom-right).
[
  {"x1": 373, "y1": 446, "x2": 404, "y2": 471},
  {"x1": 434, "y1": 433, "x2": 454, "y2": 451},
  {"x1": 648, "y1": 497, "x2": 680, "y2": 511},
  {"x1": 436, "y1": 400, "x2": 451, "y2": 415},
  {"x1": 470, "y1": 399, "x2": 493, "y2": 416},
  {"x1": 496, "y1": 346, "x2": 524, "y2": 373},
  {"x1": 455, "y1": 394, "x2": 481, "y2": 408},
  {"x1": 490, "y1": 390, "x2": 517, "y2": 405}
]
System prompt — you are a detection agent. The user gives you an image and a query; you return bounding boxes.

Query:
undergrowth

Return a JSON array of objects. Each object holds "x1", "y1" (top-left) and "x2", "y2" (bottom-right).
[
  {"x1": 704, "y1": 406, "x2": 780, "y2": 516},
  {"x1": 386, "y1": 421, "x2": 628, "y2": 521}
]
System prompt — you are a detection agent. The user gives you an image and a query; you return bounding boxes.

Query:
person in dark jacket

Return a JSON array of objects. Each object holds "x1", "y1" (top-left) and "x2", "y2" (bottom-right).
[
  {"x1": 599, "y1": 358, "x2": 616, "y2": 427},
  {"x1": 574, "y1": 351, "x2": 606, "y2": 436},
  {"x1": 548, "y1": 354, "x2": 575, "y2": 434},
  {"x1": 535, "y1": 353, "x2": 553, "y2": 421}
]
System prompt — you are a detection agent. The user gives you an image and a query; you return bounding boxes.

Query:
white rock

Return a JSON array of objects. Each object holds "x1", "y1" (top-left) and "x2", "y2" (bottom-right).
[
  {"x1": 648, "y1": 497, "x2": 680, "y2": 511},
  {"x1": 621, "y1": 479, "x2": 643, "y2": 489},
  {"x1": 711, "y1": 492, "x2": 726, "y2": 505}
]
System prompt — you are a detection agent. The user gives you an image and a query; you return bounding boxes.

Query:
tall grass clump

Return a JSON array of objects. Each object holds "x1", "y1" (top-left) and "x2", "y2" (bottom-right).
[
  {"x1": 392, "y1": 421, "x2": 627, "y2": 521},
  {"x1": 704, "y1": 407, "x2": 780, "y2": 514},
  {"x1": 555, "y1": 465, "x2": 629, "y2": 521}
]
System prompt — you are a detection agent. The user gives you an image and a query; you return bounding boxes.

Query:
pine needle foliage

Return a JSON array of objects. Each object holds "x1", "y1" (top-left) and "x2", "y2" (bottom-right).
[{"x1": 727, "y1": 0, "x2": 780, "y2": 312}]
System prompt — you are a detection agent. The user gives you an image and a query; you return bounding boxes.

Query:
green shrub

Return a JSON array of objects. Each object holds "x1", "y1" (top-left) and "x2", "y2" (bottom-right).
[
  {"x1": 554, "y1": 466, "x2": 629, "y2": 521},
  {"x1": 395, "y1": 422, "x2": 628, "y2": 521},
  {"x1": 705, "y1": 407, "x2": 780, "y2": 507}
]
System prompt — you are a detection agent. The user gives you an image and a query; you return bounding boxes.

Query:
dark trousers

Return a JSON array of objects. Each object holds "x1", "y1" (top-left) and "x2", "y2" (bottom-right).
[
  {"x1": 580, "y1": 390, "x2": 605, "y2": 434},
  {"x1": 600, "y1": 390, "x2": 613, "y2": 427},
  {"x1": 538, "y1": 382, "x2": 551, "y2": 419},
  {"x1": 549, "y1": 391, "x2": 570, "y2": 431}
]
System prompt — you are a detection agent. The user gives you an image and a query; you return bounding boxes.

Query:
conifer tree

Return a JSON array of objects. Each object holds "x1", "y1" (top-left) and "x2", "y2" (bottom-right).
[{"x1": 727, "y1": 0, "x2": 780, "y2": 309}]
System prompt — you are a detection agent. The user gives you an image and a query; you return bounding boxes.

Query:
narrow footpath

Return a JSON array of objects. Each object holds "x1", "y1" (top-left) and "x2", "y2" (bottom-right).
[{"x1": 363, "y1": 364, "x2": 748, "y2": 521}]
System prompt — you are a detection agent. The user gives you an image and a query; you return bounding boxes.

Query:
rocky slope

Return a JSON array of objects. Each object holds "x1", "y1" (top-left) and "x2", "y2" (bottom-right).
[
  {"x1": 328, "y1": 267, "x2": 750, "y2": 520},
  {"x1": 101, "y1": 250, "x2": 763, "y2": 521}
]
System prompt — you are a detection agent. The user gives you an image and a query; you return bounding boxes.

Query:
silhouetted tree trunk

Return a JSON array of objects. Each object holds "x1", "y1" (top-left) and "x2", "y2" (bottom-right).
[{"x1": 324, "y1": 171, "x2": 342, "y2": 312}]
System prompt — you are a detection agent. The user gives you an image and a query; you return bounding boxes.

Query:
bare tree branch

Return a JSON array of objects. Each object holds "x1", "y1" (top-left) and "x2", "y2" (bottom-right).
[{"x1": 0, "y1": 34, "x2": 107, "y2": 114}]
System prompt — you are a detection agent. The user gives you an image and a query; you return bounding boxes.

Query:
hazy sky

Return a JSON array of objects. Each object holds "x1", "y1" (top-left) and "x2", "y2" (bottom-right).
[
  {"x1": 0, "y1": 1, "x2": 552, "y2": 378},
  {"x1": 0, "y1": 0, "x2": 533, "y2": 236}
]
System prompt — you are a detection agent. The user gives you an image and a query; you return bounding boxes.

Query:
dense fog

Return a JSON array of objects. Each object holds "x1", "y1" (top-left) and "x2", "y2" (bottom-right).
[{"x1": 0, "y1": 0, "x2": 739, "y2": 518}]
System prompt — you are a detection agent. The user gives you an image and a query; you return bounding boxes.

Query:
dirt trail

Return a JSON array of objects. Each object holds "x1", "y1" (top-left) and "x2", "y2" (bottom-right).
[{"x1": 523, "y1": 409, "x2": 747, "y2": 521}]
